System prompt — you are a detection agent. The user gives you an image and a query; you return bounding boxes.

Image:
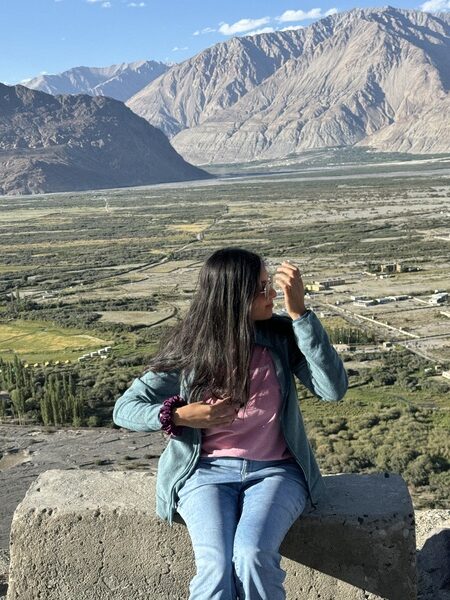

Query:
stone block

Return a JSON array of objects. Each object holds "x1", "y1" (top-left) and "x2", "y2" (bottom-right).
[
  {"x1": 281, "y1": 473, "x2": 417, "y2": 600},
  {"x1": 7, "y1": 470, "x2": 416, "y2": 600}
]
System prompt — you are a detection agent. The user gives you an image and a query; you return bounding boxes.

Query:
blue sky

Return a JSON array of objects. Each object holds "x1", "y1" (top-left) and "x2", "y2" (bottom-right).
[{"x1": 1, "y1": 0, "x2": 447, "y2": 85}]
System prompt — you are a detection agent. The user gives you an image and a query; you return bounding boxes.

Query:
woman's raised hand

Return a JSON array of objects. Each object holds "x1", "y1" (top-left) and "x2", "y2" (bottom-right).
[
  {"x1": 172, "y1": 398, "x2": 238, "y2": 429},
  {"x1": 275, "y1": 261, "x2": 307, "y2": 320}
]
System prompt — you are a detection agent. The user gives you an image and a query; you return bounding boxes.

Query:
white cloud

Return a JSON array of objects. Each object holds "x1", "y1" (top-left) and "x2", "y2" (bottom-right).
[
  {"x1": 246, "y1": 26, "x2": 275, "y2": 36},
  {"x1": 277, "y1": 8, "x2": 323, "y2": 22},
  {"x1": 128, "y1": 1, "x2": 146, "y2": 6},
  {"x1": 172, "y1": 46, "x2": 189, "y2": 52},
  {"x1": 420, "y1": 0, "x2": 450, "y2": 11},
  {"x1": 102, "y1": 2, "x2": 111, "y2": 6},
  {"x1": 280, "y1": 24, "x2": 304, "y2": 31},
  {"x1": 87, "y1": 0, "x2": 112, "y2": 4},
  {"x1": 199, "y1": 9, "x2": 338, "y2": 40},
  {"x1": 218, "y1": 17, "x2": 270, "y2": 35},
  {"x1": 193, "y1": 27, "x2": 216, "y2": 36}
]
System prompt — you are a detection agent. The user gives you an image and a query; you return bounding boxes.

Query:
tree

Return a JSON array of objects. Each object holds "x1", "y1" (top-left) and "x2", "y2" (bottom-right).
[
  {"x1": 71, "y1": 389, "x2": 85, "y2": 427},
  {"x1": 10, "y1": 388, "x2": 25, "y2": 424},
  {"x1": 40, "y1": 392, "x2": 52, "y2": 426}
]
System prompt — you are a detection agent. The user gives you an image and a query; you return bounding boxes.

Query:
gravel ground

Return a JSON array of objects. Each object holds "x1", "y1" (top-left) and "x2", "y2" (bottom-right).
[{"x1": 0, "y1": 424, "x2": 166, "y2": 598}]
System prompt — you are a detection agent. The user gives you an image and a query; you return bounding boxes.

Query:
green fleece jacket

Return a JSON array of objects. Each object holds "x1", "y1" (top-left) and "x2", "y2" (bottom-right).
[{"x1": 112, "y1": 310, "x2": 348, "y2": 524}]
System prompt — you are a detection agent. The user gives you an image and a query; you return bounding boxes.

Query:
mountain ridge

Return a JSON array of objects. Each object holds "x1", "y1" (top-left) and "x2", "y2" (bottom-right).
[
  {"x1": 126, "y1": 7, "x2": 450, "y2": 163},
  {"x1": 0, "y1": 83, "x2": 210, "y2": 195},
  {"x1": 23, "y1": 60, "x2": 170, "y2": 103}
]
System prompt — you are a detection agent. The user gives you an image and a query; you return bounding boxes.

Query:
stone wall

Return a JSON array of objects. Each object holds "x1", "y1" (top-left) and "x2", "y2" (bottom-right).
[{"x1": 6, "y1": 470, "x2": 423, "y2": 600}]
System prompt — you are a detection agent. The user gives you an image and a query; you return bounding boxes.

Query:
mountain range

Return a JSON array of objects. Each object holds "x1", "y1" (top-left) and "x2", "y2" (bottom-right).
[
  {"x1": 3, "y1": 6, "x2": 450, "y2": 194},
  {"x1": 0, "y1": 83, "x2": 210, "y2": 195},
  {"x1": 126, "y1": 7, "x2": 450, "y2": 163},
  {"x1": 24, "y1": 60, "x2": 169, "y2": 103}
]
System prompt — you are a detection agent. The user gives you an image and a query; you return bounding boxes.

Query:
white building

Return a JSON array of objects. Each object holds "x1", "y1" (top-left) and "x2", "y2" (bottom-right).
[{"x1": 430, "y1": 292, "x2": 448, "y2": 305}]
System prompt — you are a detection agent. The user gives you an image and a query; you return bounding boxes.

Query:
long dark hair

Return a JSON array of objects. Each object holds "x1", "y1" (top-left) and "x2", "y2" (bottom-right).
[{"x1": 147, "y1": 247, "x2": 263, "y2": 404}]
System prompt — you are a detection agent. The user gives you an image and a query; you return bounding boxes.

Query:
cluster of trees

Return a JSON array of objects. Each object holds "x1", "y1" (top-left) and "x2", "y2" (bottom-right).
[
  {"x1": 368, "y1": 348, "x2": 446, "y2": 392},
  {"x1": 327, "y1": 326, "x2": 376, "y2": 345},
  {"x1": 40, "y1": 373, "x2": 85, "y2": 427},
  {"x1": 33, "y1": 308, "x2": 102, "y2": 330},
  {"x1": 0, "y1": 356, "x2": 135, "y2": 427},
  {"x1": 0, "y1": 356, "x2": 35, "y2": 423},
  {"x1": 2, "y1": 287, "x2": 29, "y2": 313},
  {"x1": 297, "y1": 345, "x2": 449, "y2": 508},
  {"x1": 73, "y1": 297, "x2": 158, "y2": 311},
  {"x1": 0, "y1": 357, "x2": 82, "y2": 426},
  {"x1": 304, "y1": 401, "x2": 449, "y2": 508},
  {"x1": 3, "y1": 294, "x2": 159, "y2": 333}
]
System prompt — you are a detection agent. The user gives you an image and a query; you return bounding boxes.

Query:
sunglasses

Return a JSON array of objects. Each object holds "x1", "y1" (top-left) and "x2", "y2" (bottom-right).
[{"x1": 259, "y1": 276, "x2": 273, "y2": 300}]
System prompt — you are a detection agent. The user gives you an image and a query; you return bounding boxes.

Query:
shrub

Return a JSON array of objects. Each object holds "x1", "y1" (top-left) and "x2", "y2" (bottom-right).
[
  {"x1": 357, "y1": 414, "x2": 380, "y2": 429},
  {"x1": 404, "y1": 455, "x2": 435, "y2": 486},
  {"x1": 323, "y1": 417, "x2": 348, "y2": 434}
]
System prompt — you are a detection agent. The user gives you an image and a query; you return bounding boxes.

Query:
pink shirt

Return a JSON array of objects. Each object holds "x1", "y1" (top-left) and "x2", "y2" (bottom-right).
[{"x1": 200, "y1": 345, "x2": 292, "y2": 460}]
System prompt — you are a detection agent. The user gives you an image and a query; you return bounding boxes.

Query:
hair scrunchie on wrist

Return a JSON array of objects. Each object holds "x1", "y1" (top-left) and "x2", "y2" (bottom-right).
[{"x1": 159, "y1": 395, "x2": 187, "y2": 438}]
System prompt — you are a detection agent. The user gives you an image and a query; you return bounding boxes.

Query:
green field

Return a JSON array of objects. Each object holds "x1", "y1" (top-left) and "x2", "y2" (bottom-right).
[{"x1": 0, "y1": 320, "x2": 110, "y2": 363}]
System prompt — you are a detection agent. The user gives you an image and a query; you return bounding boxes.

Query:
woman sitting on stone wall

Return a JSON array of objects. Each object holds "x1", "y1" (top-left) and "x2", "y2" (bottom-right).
[{"x1": 113, "y1": 247, "x2": 348, "y2": 600}]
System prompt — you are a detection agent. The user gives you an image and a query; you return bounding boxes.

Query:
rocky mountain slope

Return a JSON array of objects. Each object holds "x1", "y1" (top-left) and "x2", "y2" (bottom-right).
[
  {"x1": 0, "y1": 84, "x2": 210, "y2": 195},
  {"x1": 127, "y1": 8, "x2": 450, "y2": 163},
  {"x1": 127, "y1": 33, "x2": 306, "y2": 138},
  {"x1": 24, "y1": 60, "x2": 169, "y2": 102}
]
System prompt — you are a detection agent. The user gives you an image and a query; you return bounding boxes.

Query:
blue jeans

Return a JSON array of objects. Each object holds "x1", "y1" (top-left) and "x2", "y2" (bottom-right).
[{"x1": 176, "y1": 457, "x2": 309, "y2": 600}]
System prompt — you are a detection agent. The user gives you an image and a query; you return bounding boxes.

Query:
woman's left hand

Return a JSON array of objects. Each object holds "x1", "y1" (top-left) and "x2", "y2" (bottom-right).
[{"x1": 275, "y1": 261, "x2": 307, "y2": 320}]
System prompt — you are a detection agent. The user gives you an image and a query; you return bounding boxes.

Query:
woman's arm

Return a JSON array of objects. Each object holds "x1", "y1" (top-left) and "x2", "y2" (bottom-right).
[
  {"x1": 113, "y1": 371, "x2": 238, "y2": 432},
  {"x1": 173, "y1": 399, "x2": 238, "y2": 428},
  {"x1": 275, "y1": 261, "x2": 348, "y2": 401},
  {"x1": 291, "y1": 310, "x2": 348, "y2": 401},
  {"x1": 112, "y1": 370, "x2": 180, "y2": 432}
]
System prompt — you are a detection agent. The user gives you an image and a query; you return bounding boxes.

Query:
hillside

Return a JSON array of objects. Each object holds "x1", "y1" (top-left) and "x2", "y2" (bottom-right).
[
  {"x1": 126, "y1": 7, "x2": 450, "y2": 163},
  {"x1": 0, "y1": 83, "x2": 211, "y2": 195}
]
